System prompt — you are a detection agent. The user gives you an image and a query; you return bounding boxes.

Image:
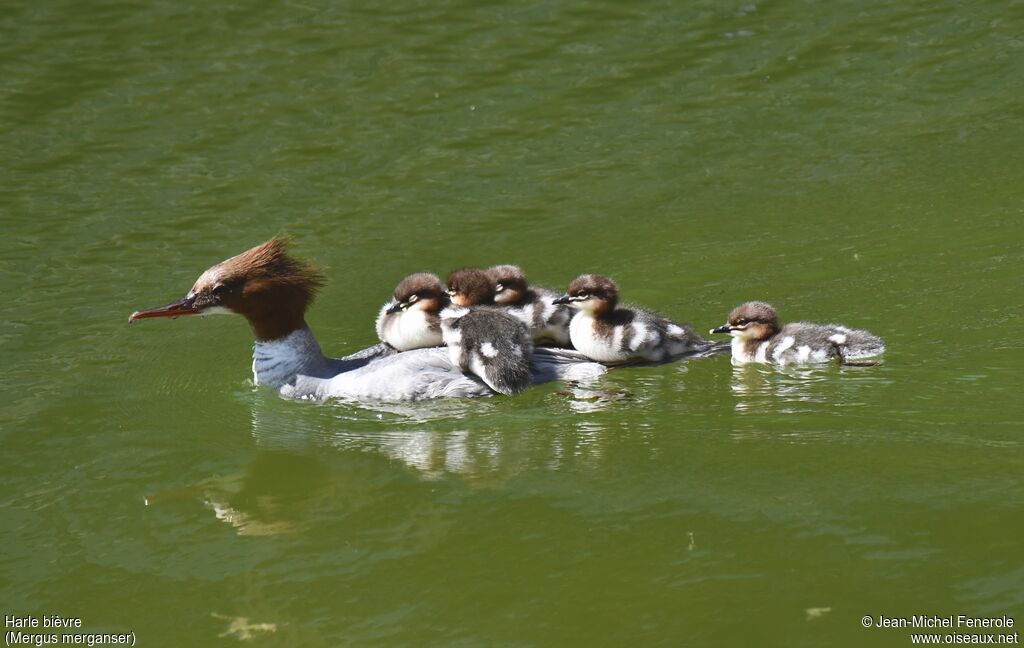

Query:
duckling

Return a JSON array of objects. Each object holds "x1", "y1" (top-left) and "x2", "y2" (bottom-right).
[
  {"x1": 710, "y1": 301, "x2": 885, "y2": 365},
  {"x1": 440, "y1": 306, "x2": 533, "y2": 395},
  {"x1": 553, "y1": 274, "x2": 708, "y2": 363},
  {"x1": 445, "y1": 267, "x2": 495, "y2": 307},
  {"x1": 484, "y1": 264, "x2": 572, "y2": 346},
  {"x1": 376, "y1": 273, "x2": 448, "y2": 351}
]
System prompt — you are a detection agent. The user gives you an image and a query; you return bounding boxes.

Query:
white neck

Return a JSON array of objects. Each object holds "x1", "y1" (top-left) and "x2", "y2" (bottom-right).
[
  {"x1": 730, "y1": 336, "x2": 768, "y2": 364},
  {"x1": 252, "y1": 327, "x2": 327, "y2": 389}
]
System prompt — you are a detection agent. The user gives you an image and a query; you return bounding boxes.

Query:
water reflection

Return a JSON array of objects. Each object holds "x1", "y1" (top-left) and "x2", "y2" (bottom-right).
[
  {"x1": 729, "y1": 363, "x2": 893, "y2": 415},
  {"x1": 259, "y1": 387, "x2": 629, "y2": 470},
  {"x1": 146, "y1": 451, "x2": 333, "y2": 537},
  {"x1": 556, "y1": 382, "x2": 633, "y2": 414},
  {"x1": 143, "y1": 356, "x2": 906, "y2": 537},
  {"x1": 146, "y1": 387, "x2": 629, "y2": 536}
]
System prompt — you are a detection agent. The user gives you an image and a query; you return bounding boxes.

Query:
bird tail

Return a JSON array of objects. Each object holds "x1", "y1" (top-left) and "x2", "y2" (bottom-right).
[
  {"x1": 835, "y1": 328, "x2": 886, "y2": 361},
  {"x1": 485, "y1": 360, "x2": 533, "y2": 396}
]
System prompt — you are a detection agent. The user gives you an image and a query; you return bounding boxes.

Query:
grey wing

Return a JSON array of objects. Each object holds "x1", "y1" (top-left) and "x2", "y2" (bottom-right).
[
  {"x1": 824, "y1": 325, "x2": 886, "y2": 360},
  {"x1": 299, "y1": 332, "x2": 608, "y2": 401},
  {"x1": 531, "y1": 347, "x2": 607, "y2": 382},
  {"x1": 663, "y1": 319, "x2": 712, "y2": 356},
  {"x1": 321, "y1": 347, "x2": 492, "y2": 400},
  {"x1": 770, "y1": 323, "x2": 843, "y2": 364}
]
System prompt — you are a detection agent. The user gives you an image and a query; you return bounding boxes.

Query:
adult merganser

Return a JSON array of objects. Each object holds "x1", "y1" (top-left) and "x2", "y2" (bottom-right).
[
  {"x1": 483, "y1": 264, "x2": 572, "y2": 346},
  {"x1": 710, "y1": 301, "x2": 885, "y2": 365},
  {"x1": 129, "y1": 238, "x2": 606, "y2": 401},
  {"x1": 375, "y1": 273, "x2": 447, "y2": 351},
  {"x1": 553, "y1": 274, "x2": 710, "y2": 363}
]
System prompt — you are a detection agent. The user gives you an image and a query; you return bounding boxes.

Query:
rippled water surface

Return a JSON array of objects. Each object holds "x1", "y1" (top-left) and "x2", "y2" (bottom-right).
[{"x1": 2, "y1": 0, "x2": 1023, "y2": 645}]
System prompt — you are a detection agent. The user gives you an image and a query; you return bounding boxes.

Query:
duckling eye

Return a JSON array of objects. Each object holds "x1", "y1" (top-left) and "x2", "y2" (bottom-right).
[
  {"x1": 494, "y1": 283, "x2": 504, "y2": 292},
  {"x1": 212, "y1": 284, "x2": 227, "y2": 297},
  {"x1": 408, "y1": 294, "x2": 420, "y2": 303},
  {"x1": 577, "y1": 292, "x2": 589, "y2": 299},
  {"x1": 735, "y1": 319, "x2": 747, "y2": 326}
]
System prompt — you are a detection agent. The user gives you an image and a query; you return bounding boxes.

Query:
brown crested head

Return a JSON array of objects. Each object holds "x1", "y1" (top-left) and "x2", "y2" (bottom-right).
[
  {"x1": 446, "y1": 267, "x2": 495, "y2": 307},
  {"x1": 710, "y1": 301, "x2": 780, "y2": 340},
  {"x1": 485, "y1": 264, "x2": 529, "y2": 304},
  {"x1": 389, "y1": 272, "x2": 448, "y2": 314},
  {"x1": 554, "y1": 274, "x2": 619, "y2": 315},
  {"x1": 129, "y1": 237, "x2": 326, "y2": 341}
]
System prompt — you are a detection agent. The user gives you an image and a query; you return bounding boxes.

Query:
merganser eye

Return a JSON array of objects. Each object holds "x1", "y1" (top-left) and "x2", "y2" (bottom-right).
[
  {"x1": 494, "y1": 283, "x2": 504, "y2": 292},
  {"x1": 212, "y1": 284, "x2": 227, "y2": 297},
  {"x1": 408, "y1": 294, "x2": 419, "y2": 303}
]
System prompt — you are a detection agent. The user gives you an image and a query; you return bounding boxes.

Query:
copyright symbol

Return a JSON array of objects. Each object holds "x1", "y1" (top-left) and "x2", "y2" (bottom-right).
[{"x1": 862, "y1": 615, "x2": 873, "y2": 628}]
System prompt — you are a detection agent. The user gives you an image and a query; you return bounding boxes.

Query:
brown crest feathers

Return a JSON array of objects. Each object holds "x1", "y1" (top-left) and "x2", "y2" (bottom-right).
[
  {"x1": 225, "y1": 237, "x2": 325, "y2": 301},
  {"x1": 447, "y1": 267, "x2": 495, "y2": 305},
  {"x1": 394, "y1": 272, "x2": 446, "y2": 302},
  {"x1": 485, "y1": 264, "x2": 528, "y2": 285},
  {"x1": 728, "y1": 301, "x2": 779, "y2": 326}
]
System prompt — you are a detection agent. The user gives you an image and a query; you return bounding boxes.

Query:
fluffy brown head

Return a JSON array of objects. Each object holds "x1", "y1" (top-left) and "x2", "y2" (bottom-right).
[
  {"x1": 711, "y1": 301, "x2": 780, "y2": 341},
  {"x1": 446, "y1": 267, "x2": 495, "y2": 307},
  {"x1": 129, "y1": 237, "x2": 326, "y2": 341},
  {"x1": 485, "y1": 264, "x2": 530, "y2": 305},
  {"x1": 390, "y1": 272, "x2": 448, "y2": 314},
  {"x1": 557, "y1": 274, "x2": 619, "y2": 315}
]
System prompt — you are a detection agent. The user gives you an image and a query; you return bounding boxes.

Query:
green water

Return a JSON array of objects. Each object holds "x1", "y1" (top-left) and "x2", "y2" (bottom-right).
[{"x1": 2, "y1": 0, "x2": 1023, "y2": 645}]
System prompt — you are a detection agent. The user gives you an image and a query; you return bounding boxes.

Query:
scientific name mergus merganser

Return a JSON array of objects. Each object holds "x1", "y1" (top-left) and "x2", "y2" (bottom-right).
[
  {"x1": 710, "y1": 301, "x2": 885, "y2": 365},
  {"x1": 129, "y1": 238, "x2": 606, "y2": 401},
  {"x1": 483, "y1": 265, "x2": 572, "y2": 346},
  {"x1": 553, "y1": 274, "x2": 710, "y2": 363}
]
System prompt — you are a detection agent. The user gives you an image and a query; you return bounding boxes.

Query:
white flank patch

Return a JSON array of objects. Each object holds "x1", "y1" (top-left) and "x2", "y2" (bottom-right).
[
  {"x1": 629, "y1": 324, "x2": 647, "y2": 351},
  {"x1": 667, "y1": 324, "x2": 684, "y2": 336},
  {"x1": 468, "y1": 354, "x2": 489, "y2": 385},
  {"x1": 539, "y1": 300, "x2": 554, "y2": 320},
  {"x1": 754, "y1": 341, "x2": 769, "y2": 363},
  {"x1": 611, "y1": 326, "x2": 624, "y2": 355},
  {"x1": 441, "y1": 325, "x2": 462, "y2": 346},
  {"x1": 480, "y1": 341, "x2": 498, "y2": 358},
  {"x1": 446, "y1": 344, "x2": 462, "y2": 367},
  {"x1": 772, "y1": 335, "x2": 795, "y2": 361},
  {"x1": 828, "y1": 333, "x2": 847, "y2": 345},
  {"x1": 797, "y1": 345, "x2": 812, "y2": 362}
]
